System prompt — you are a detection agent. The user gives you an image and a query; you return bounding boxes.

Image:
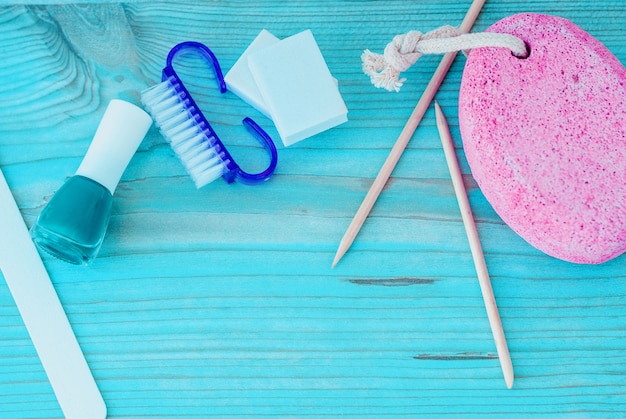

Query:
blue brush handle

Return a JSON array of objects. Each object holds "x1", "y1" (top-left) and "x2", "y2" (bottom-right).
[{"x1": 163, "y1": 41, "x2": 278, "y2": 184}]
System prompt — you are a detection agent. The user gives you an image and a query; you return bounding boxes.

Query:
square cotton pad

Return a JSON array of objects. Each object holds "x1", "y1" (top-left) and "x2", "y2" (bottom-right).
[
  {"x1": 246, "y1": 30, "x2": 348, "y2": 146},
  {"x1": 224, "y1": 29, "x2": 279, "y2": 119}
]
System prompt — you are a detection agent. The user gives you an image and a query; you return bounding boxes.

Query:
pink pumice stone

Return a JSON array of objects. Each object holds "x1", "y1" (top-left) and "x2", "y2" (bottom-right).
[{"x1": 458, "y1": 13, "x2": 626, "y2": 264}]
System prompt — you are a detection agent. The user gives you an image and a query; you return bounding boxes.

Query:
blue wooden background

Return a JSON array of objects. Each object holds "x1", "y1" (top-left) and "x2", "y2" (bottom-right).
[{"x1": 1, "y1": 1, "x2": 625, "y2": 417}]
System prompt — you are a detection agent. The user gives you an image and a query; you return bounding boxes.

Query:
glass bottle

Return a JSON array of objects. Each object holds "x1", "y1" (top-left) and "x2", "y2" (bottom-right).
[{"x1": 30, "y1": 99, "x2": 152, "y2": 265}]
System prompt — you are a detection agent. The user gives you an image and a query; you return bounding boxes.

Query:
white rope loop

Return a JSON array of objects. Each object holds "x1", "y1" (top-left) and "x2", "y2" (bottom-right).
[{"x1": 362, "y1": 26, "x2": 528, "y2": 92}]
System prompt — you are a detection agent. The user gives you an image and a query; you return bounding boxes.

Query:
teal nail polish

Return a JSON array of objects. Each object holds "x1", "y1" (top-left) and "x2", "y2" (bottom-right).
[
  {"x1": 30, "y1": 176, "x2": 113, "y2": 265},
  {"x1": 30, "y1": 100, "x2": 152, "y2": 265}
]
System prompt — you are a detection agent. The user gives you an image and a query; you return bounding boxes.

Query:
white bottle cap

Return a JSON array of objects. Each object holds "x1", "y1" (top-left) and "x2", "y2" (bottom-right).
[{"x1": 75, "y1": 99, "x2": 152, "y2": 194}]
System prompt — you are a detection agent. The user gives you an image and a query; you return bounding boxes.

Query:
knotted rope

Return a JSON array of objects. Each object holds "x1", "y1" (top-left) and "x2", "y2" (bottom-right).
[{"x1": 362, "y1": 26, "x2": 528, "y2": 92}]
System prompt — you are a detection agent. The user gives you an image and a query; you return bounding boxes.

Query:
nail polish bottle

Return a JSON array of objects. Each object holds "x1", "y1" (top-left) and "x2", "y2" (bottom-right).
[{"x1": 30, "y1": 99, "x2": 152, "y2": 265}]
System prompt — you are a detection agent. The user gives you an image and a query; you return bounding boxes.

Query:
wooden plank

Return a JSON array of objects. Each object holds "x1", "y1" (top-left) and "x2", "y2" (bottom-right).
[{"x1": 0, "y1": 1, "x2": 625, "y2": 417}]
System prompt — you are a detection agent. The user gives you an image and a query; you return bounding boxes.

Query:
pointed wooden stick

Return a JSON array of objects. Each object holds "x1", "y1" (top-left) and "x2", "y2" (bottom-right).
[
  {"x1": 332, "y1": 0, "x2": 486, "y2": 268},
  {"x1": 434, "y1": 101, "x2": 514, "y2": 389}
]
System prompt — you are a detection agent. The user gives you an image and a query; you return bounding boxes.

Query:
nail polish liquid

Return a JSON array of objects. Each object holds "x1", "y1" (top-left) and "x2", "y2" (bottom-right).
[{"x1": 30, "y1": 99, "x2": 152, "y2": 265}]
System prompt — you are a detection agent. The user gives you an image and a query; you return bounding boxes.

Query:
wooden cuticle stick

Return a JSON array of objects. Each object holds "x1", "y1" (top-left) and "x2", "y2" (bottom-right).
[
  {"x1": 434, "y1": 101, "x2": 514, "y2": 389},
  {"x1": 332, "y1": 0, "x2": 487, "y2": 267}
]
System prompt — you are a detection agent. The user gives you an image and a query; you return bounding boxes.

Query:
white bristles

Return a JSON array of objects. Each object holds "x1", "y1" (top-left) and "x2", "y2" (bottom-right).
[{"x1": 141, "y1": 80, "x2": 227, "y2": 188}]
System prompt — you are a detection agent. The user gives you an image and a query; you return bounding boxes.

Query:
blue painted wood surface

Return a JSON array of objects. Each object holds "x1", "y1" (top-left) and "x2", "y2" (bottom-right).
[{"x1": 1, "y1": 1, "x2": 626, "y2": 417}]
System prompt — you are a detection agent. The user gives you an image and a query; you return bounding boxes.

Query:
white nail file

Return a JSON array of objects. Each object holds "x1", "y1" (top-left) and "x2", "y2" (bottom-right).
[{"x1": 0, "y1": 168, "x2": 106, "y2": 418}]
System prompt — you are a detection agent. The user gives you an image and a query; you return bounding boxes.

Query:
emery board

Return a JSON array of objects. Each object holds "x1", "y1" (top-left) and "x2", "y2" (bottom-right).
[{"x1": 0, "y1": 169, "x2": 106, "y2": 418}]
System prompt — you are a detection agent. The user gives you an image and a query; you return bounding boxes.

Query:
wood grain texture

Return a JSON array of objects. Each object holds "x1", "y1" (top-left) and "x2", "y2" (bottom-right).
[{"x1": 1, "y1": 1, "x2": 626, "y2": 418}]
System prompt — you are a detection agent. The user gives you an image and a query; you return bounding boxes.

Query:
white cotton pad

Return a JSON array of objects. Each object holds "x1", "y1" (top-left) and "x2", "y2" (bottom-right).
[
  {"x1": 247, "y1": 29, "x2": 348, "y2": 146},
  {"x1": 224, "y1": 29, "x2": 280, "y2": 119}
]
